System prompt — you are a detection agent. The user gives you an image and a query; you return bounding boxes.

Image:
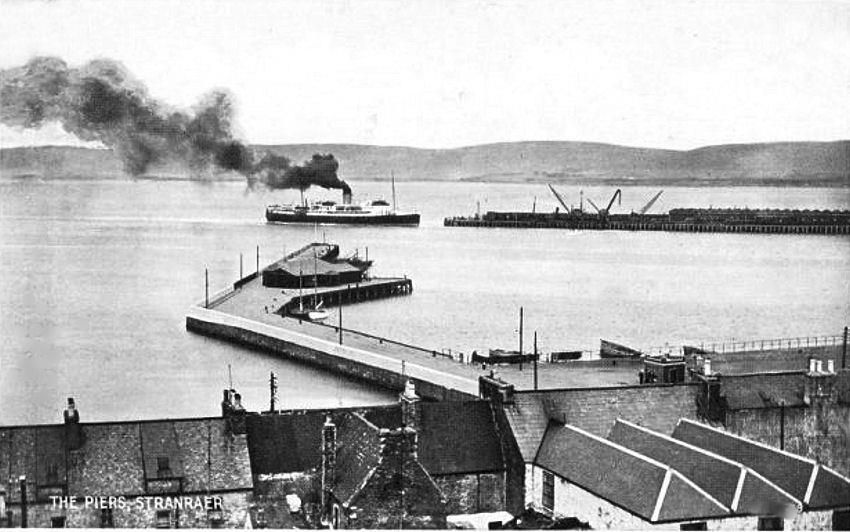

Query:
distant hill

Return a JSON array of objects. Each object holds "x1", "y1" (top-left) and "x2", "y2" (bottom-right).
[{"x1": 2, "y1": 140, "x2": 848, "y2": 186}]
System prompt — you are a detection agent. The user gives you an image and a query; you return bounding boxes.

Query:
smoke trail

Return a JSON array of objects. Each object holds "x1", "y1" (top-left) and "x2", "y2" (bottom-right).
[
  {"x1": 1, "y1": 56, "x2": 351, "y2": 194},
  {"x1": 1, "y1": 56, "x2": 250, "y2": 175},
  {"x1": 253, "y1": 153, "x2": 349, "y2": 193}
]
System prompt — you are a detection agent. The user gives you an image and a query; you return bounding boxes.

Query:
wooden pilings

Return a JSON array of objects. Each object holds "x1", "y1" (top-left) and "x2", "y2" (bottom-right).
[
  {"x1": 443, "y1": 216, "x2": 850, "y2": 234},
  {"x1": 282, "y1": 278, "x2": 413, "y2": 314}
]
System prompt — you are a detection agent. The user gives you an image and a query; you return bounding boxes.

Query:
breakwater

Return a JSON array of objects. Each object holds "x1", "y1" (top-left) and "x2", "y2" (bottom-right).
[
  {"x1": 445, "y1": 208, "x2": 850, "y2": 234},
  {"x1": 186, "y1": 306, "x2": 477, "y2": 401}
]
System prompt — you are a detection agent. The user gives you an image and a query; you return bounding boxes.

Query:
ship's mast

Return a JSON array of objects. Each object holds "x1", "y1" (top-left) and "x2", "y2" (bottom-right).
[
  {"x1": 298, "y1": 267, "x2": 304, "y2": 312},
  {"x1": 391, "y1": 171, "x2": 397, "y2": 211}
]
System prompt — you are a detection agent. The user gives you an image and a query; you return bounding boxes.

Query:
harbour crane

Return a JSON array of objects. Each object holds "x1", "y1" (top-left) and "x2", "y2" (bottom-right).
[
  {"x1": 587, "y1": 189, "x2": 622, "y2": 217},
  {"x1": 548, "y1": 184, "x2": 571, "y2": 213},
  {"x1": 632, "y1": 190, "x2": 664, "y2": 216}
]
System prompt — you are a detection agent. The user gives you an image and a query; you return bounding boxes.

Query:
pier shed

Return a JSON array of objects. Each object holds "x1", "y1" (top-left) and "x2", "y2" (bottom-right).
[
  {"x1": 261, "y1": 243, "x2": 368, "y2": 289},
  {"x1": 262, "y1": 257, "x2": 364, "y2": 288}
]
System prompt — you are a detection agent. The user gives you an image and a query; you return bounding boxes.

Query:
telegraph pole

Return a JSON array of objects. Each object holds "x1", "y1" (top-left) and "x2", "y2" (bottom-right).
[
  {"x1": 533, "y1": 331, "x2": 539, "y2": 391},
  {"x1": 256, "y1": 245, "x2": 260, "y2": 274},
  {"x1": 338, "y1": 304, "x2": 343, "y2": 345},
  {"x1": 519, "y1": 307, "x2": 524, "y2": 355},
  {"x1": 842, "y1": 326, "x2": 848, "y2": 369},
  {"x1": 205, "y1": 268, "x2": 209, "y2": 308},
  {"x1": 239, "y1": 253, "x2": 243, "y2": 280},
  {"x1": 518, "y1": 307, "x2": 524, "y2": 371},
  {"x1": 269, "y1": 371, "x2": 278, "y2": 412}
]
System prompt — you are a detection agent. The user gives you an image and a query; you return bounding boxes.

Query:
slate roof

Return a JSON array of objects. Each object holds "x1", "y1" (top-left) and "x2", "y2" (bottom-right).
[
  {"x1": 501, "y1": 394, "x2": 549, "y2": 463},
  {"x1": 672, "y1": 419, "x2": 850, "y2": 510},
  {"x1": 418, "y1": 401, "x2": 504, "y2": 475},
  {"x1": 607, "y1": 419, "x2": 799, "y2": 515},
  {"x1": 720, "y1": 373, "x2": 807, "y2": 409},
  {"x1": 365, "y1": 401, "x2": 505, "y2": 476},
  {"x1": 0, "y1": 418, "x2": 252, "y2": 502},
  {"x1": 268, "y1": 257, "x2": 360, "y2": 277},
  {"x1": 333, "y1": 413, "x2": 382, "y2": 506},
  {"x1": 245, "y1": 411, "x2": 326, "y2": 474},
  {"x1": 536, "y1": 422, "x2": 729, "y2": 523},
  {"x1": 538, "y1": 384, "x2": 700, "y2": 437}
]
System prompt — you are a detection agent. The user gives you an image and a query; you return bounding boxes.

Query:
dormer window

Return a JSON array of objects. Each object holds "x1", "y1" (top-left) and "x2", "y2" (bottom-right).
[{"x1": 156, "y1": 457, "x2": 171, "y2": 478}]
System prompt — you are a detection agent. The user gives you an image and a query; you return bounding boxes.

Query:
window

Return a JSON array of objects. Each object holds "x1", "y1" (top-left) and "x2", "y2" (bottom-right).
[
  {"x1": 51, "y1": 516, "x2": 66, "y2": 528},
  {"x1": 542, "y1": 470, "x2": 555, "y2": 512},
  {"x1": 757, "y1": 516, "x2": 784, "y2": 530},
  {"x1": 156, "y1": 457, "x2": 171, "y2": 478},
  {"x1": 100, "y1": 508, "x2": 114, "y2": 528},
  {"x1": 834, "y1": 510, "x2": 850, "y2": 531},
  {"x1": 46, "y1": 463, "x2": 59, "y2": 484},
  {"x1": 680, "y1": 522, "x2": 707, "y2": 531},
  {"x1": 155, "y1": 510, "x2": 173, "y2": 529}
]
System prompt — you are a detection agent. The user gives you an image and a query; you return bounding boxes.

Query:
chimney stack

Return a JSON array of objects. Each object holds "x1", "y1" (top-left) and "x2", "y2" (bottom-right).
[
  {"x1": 809, "y1": 358, "x2": 818, "y2": 373},
  {"x1": 63, "y1": 398, "x2": 83, "y2": 450},
  {"x1": 221, "y1": 389, "x2": 232, "y2": 417},
  {"x1": 223, "y1": 390, "x2": 247, "y2": 434},
  {"x1": 399, "y1": 380, "x2": 421, "y2": 432},
  {"x1": 815, "y1": 360, "x2": 823, "y2": 374},
  {"x1": 827, "y1": 359, "x2": 835, "y2": 374},
  {"x1": 703, "y1": 357, "x2": 712, "y2": 376},
  {"x1": 321, "y1": 416, "x2": 337, "y2": 516},
  {"x1": 342, "y1": 190, "x2": 352, "y2": 205},
  {"x1": 233, "y1": 393, "x2": 245, "y2": 411},
  {"x1": 18, "y1": 476, "x2": 26, "y2": 529}
]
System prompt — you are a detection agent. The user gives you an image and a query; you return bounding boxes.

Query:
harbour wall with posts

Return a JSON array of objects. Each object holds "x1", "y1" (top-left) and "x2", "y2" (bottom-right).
[
  {"x1": 445, "y1": 210, "x2": 850, "y2": 234},
  {"x1": 186, "y1": 306, "x2": 477, "y2": 402}
]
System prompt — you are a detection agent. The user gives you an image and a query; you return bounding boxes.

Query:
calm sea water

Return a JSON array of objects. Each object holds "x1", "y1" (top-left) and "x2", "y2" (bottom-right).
[{"x1": 1, "y1": 178, "x2": 849, "y2": 425}]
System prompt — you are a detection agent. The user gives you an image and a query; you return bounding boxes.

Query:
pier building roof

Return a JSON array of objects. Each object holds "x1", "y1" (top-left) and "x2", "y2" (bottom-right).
[{"x1": 268, "y1": 257, "x2": 361, "y2": 277}]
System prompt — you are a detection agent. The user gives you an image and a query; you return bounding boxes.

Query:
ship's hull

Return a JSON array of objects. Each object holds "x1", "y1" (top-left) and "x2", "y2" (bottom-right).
[{"x1": 267, "y1": 210, "x2": 420, "y2": 226}]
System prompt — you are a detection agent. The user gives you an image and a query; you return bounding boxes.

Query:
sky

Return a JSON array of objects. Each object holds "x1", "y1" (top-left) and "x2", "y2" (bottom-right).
[{"x1": 0, "y1": 0, "x2": 848, "y2": 150}]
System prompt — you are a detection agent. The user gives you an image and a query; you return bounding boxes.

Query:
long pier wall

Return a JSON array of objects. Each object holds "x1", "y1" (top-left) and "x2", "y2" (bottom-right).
[
  {"x1": 445, "y1": 217, "x2": 850, "y2": 234},
  {"x1": 186, "y1": 306, "x2": 477, "y2": 402}
]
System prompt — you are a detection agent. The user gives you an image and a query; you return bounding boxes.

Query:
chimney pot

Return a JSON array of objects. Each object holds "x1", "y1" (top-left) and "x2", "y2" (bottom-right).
[
  {"x1": 703, "y1": 357, "x2": 712, "y2": 376},
  {"x1": 826, "y1": 360, "x2": 835, "y2": 374},
  {"x1": 402, "y1": 380, "x2": 418, "y2": 400},
  {"x1": 815, "y1": 360, "x2": 823, "y2": 374},
  {"x1": 809, "y1": 358, "x2": 817, "y2": 373}
]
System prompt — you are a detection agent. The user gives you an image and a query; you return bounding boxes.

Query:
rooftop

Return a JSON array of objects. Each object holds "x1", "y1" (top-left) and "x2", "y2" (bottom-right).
[
  {"x1": 0, "y1": 418, "x2": 252, "y2": 503},
  {"x1": 672, "y1": 419, "x2": 850, "y2": 510},
  {"x1": 536, "y1": 422, "x2": 729, "y2": 523},
  {"x1": 607, "y1": 419, "x2": 800, "y2": 516}
]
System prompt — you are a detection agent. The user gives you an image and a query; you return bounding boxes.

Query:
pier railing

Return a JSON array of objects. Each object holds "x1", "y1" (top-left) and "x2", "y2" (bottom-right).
[
  {"x1": 187, "y1": 306, "x2": 479, "y2": 395},
  {"x1": 636, "y1": 333, "x2": 846, "y2": 357},
  {"x1": 308, "y1": 320, "x2": 458, "y2": 361}
]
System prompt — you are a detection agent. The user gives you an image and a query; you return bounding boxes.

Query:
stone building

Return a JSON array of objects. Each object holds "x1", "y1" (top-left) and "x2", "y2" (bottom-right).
[
  {"x1": 481, "y1": 365, "x2": 850, "y2": 530},
  {"x1": 0, "y1": 395, "x2": 254, "y2": 528},
  {"x1": 243, "y1": 381, "x2": 507, "y2": 528}
]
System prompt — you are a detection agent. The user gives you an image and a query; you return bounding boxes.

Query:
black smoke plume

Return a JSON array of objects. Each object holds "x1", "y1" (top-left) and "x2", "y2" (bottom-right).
[
  {"x1": 1, "y1": 56, "x2": 251, "y2": 175},
  {"x1": 1, "y1": 56, "x2": 351, "y2": 194},
  {"x1": 252, "y1": 153, "x2": 349, "y2": 193}
]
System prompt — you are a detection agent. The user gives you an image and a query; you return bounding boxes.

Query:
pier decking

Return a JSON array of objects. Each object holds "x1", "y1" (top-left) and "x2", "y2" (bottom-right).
[{"x1": 188, "y1": 244, "x2": 848, "y2": 401}]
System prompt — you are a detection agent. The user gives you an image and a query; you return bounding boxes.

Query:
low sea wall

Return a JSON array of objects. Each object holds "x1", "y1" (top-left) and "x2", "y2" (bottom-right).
[{"x1": 186, "y1": 306, "x2": 478, "y2": 402}]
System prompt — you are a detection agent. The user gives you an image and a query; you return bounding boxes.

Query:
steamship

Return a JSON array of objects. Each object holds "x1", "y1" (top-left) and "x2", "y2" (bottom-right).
[{"x1": 266, "y1": 180, "x2": 420, "y2": 226}]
